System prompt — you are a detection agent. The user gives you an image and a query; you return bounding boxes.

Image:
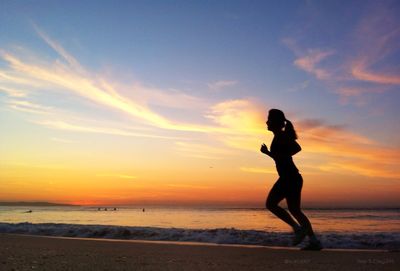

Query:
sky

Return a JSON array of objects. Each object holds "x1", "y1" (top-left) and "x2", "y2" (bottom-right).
[{"x1": 0, "y1": 0, "x2": 399, "y2": 207}]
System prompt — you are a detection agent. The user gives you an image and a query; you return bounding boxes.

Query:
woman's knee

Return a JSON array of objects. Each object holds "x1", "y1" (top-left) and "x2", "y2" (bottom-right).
[{"x1": 266, "y1": 200, "x2": 278, "y2": 211}]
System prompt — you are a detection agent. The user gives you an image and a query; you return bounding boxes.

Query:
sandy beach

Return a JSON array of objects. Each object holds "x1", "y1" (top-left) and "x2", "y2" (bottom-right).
[{"x1": 0, "y1": 234, "x2": 398, "y2": 271}]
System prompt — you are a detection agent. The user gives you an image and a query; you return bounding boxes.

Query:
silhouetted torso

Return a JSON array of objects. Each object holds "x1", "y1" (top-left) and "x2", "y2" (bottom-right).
[{"x1": 270, "y1": 133, "x2": 299, "y2": 177}]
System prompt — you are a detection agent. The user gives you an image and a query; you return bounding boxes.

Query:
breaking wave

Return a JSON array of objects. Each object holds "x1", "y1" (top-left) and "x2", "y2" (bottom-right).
[{"x1": 0, "y1": 222, "x2": 399, "y2": 250}]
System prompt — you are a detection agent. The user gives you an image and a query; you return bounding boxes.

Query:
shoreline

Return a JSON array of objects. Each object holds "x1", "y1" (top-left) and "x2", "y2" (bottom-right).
[
  {"x1": 6, "y1": 233, "x2": 391, "y2": 252},
  {"x1": 1, "y1": 233, "x2": 398, "y2": 270}
]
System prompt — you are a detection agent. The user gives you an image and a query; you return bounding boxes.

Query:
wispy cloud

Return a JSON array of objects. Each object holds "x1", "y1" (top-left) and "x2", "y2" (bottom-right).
[
  {"x1": 318, "y1": 160, "x2": 399, "y2": 179},
  {"x1": 349, "y1": 2, "x2": 400, "y2": 85},
  {"x1": 351, "y1": 60, "x2": 400, "y2": 85},
  {"x1": 32, "y1": 23, "x2": 86, "y2": 74},
  {"x1": 294, "y1": 49, "x2": 334, "y2": 80},
  {"x1": 205, "y1": 99, "x2": 267, "y2": 152},
  {"x1": 0, "y1": 86, "x2": 27, "y2": 97},
  {"x1": 283, "y1": 38, "x2": 334, "y2": 80},
  {"x1": 287, "y1": 80, "x2": 309, "y2": 92},
  {"x1": 208, "y1": 80, "x2": 238, "y2": 91},
  {"x1": 35, "y1": 119, "x2": 185, "y2": 140},
  {"x1": 137, "y1": 86, "x2": 208, "y2": 109},
  {"x1": 7, "y1": 99, "x2": 53, "y2": 114},
  {"x1": 0, "y1": 27, "x2": 219, "y2": 134},
  {"x1": 1, "y1": 51, "x2": 194, "y2": 131},
  {"x1": 334, "y1": 87, "x2": 387, "y2": 106},
  {"x1": 297, "y1": 118, "x2": 400, "y2": 178},
  {"x1": 206, "y1": 99, "x2": 265, "y2": 134},
  {"x1": 0, "y1": 70, "x2": 46, "y2": 88},
  {"x1": 285, "y1": 1, "x2": 400, "y2": 105}
]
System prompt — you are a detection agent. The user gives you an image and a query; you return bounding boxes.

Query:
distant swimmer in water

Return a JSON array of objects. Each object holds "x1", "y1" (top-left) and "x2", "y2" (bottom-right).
[{"x1": 260, "y1": 109, "x2": 322, "y2": 250}]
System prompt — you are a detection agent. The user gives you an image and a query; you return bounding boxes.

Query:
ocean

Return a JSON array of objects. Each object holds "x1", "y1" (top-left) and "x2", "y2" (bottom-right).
[{"x1": 0, "y1": 206, "x2": 399, "y2": 250}]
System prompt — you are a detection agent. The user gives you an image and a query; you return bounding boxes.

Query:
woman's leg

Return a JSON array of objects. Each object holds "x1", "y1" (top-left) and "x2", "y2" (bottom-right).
[
  {"x1": 286, "y1": 176, "x2": 315, "y2": 237},
  {"x1": 266, "y1": 180, "x2": 299, "y2": 229}
]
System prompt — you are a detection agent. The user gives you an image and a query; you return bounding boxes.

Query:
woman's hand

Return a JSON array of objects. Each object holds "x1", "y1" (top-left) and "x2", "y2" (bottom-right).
[{"x1": 260, "y1": 143, "x2": 269, "y2": 155}]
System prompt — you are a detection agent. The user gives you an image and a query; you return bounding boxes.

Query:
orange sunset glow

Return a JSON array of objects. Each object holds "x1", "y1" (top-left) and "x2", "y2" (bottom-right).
[{"x1": 1, "y1": 0, "x2": 399, "y2": 208}]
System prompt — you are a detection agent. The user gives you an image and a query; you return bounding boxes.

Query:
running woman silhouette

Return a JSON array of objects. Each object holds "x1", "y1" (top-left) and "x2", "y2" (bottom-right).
[{"x1": 260, "y1": 109, "x2": 322, "y2": 250}]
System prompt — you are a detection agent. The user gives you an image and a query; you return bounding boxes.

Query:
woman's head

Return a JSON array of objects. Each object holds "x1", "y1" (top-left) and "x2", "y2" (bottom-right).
[
  {"x1": 267, "y1": 109, "x2": 286, "y2": 132},
  {"x1": 267, "y1": 109, "x2": 297, "y2": 140}
]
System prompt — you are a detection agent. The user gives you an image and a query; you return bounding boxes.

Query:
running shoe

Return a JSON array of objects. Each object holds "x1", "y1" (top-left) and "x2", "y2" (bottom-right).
[
  {"x1": 292, "y1": 227, "x2": 308, "y2": 246},
  {"x1": 301, "y1": 240, "x2": 323, "y2": 251}
]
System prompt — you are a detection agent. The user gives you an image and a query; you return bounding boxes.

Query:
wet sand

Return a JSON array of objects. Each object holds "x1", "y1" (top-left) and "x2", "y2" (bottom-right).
[{"x1": 0, "y1": 233, "x2": 398, "y2": 271}]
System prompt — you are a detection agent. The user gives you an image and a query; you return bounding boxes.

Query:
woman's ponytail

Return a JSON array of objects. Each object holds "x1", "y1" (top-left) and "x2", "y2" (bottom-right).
[
  {"x1": 268, "y1": 109, "x2": 298, "y2": 140},
  {"x1": 284, "y1": 119, "x2": 298, "y2": 140}
]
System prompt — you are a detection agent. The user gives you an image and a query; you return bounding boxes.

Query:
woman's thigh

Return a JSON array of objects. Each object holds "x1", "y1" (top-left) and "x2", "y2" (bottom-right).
[
  {"x1": 266, "y1": 179, "x2": 286, "y2": 207},
  {"x1": 285, "y1": 174, "x2": 303, "y2": 211}
]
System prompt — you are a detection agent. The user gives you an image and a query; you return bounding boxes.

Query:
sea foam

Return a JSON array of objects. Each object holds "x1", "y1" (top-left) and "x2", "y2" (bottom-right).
[{"x1": 0, "y1": 222, "x2": 398, "y2": 250}]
